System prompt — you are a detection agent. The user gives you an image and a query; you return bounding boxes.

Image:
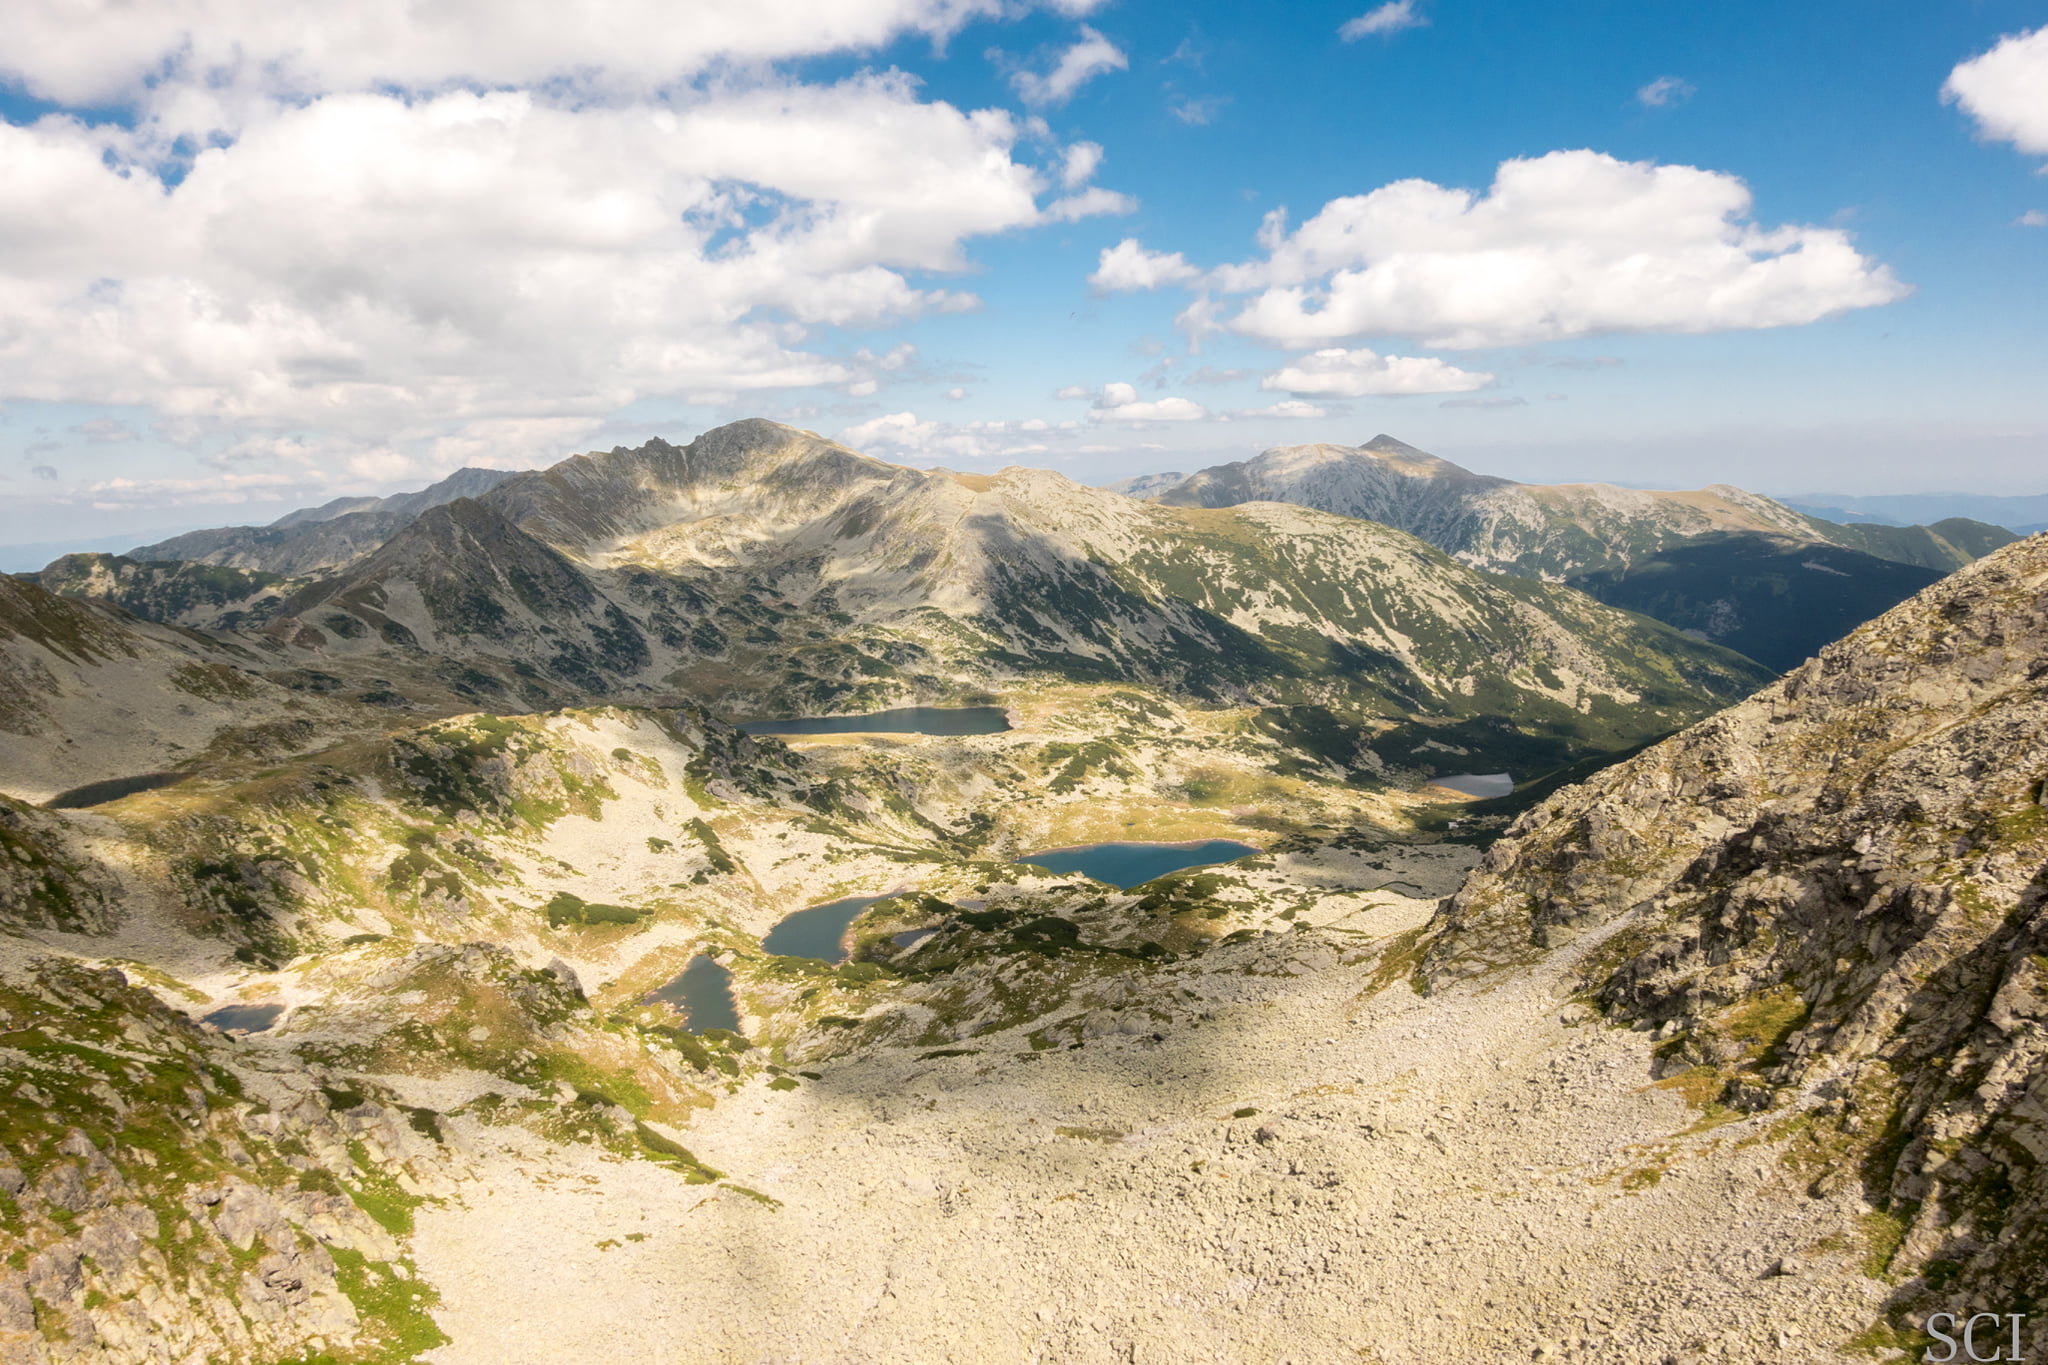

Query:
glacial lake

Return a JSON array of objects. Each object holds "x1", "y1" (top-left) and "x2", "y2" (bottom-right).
[
  {"x1": 645, "y1": 955, "x2": 741, "y2": 1033},
  {"x1": 737, "y1": 706, "x2": 1011, "y2": 737},
  {"x1": 1429, "y1": 772, "x2": 1514, "y2": 799},
  {"x1": 762, "y1": 895, "x2": 883, "y2": 963},
  {"x1": 1015, "y1": 839, "x2": 1262, "y2": 890},
  {"x1": 203, "y1": 1003, "x2": 284, "y2": 1033}
]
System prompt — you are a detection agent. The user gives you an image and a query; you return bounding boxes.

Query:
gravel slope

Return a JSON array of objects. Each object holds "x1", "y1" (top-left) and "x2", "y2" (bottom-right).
[{"x1": 413, "y1": 889, "x2": 1889, "y2": 1365}]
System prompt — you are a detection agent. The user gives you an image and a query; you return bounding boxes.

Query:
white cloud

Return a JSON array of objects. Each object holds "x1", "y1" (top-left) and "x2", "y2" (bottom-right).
[
  {"x1": 2019, "y1": 210, "x2": 2048, "y2": 227},
  {"x1": 1168, "y1": 96, "x2": 1227, "y2": 126},
  {"x1": 944, "y1": 386, "x2": 969, "y2": 399},
  {"x1": 1637, "y1": 76, "x2": 1694, "y2": 108},
  {"x1": 1211, "y1": 150, "x2": 1907, "y2": 348},
  {"x1": 1061, "y1": 140, "x2": 1104, "y2": 188},
  {"x1": 0, "y1": 71, "x2": 1132, "y2": 478},
  {"x1": 1043, "y1": 186, "x2": 1139, "y2": 222},
  {"x1": 835, "y1": 410, "x2": 1062, "y2": 462},
  {"x1": 1262, "y1": 348, "x2": 1494, "y2": 396},
  {"x1": 1945, "y1": 26, "x2": 2048, "y2": 157},
  {"x1": 1011, "y1": 26, "x2": 1128, "y2": 106},
  {"x1": 0, "y1": 0, "x2": 1079, "y2": 110},
  {"x1": 1088, "y1": 382, "x2": 1207, "y2": 422},
  {"x1": 1339, "y1": 2, "x2": 1425, "y2": 41},
  {"x1": 1234, "y1": 400, "x2": 1329, "y2": 419},
  {"x1": 1055, "y1": 385, "x2": 1091, "y2": 399},
  {"x1": 1090, "y1": 238, "x2": 1202, "y2": 291}
]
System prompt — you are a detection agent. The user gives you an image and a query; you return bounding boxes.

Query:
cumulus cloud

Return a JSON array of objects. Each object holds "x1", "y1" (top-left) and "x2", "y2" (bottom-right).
[
  {"x1": 1055, "y1": 385, "x2": 1091, "y2": 399},
  {"x1": 0, "y1": 62, "x2": 1131, "y2": 477},
  {"x1": 1011, "y1": 26, "x2": 1128, "y2": 106},
  {"x1": 1061, "y1": 141, "x2": 1104, "y2": 188},
  {"x1": 2020, "y1": 210, "x2": 2048, "y2": 227},
  {"x1": 1233, "y1": 400, "x2": 1329, "y2": 419},
  {"x1": 1090, "y1": 238, "x2": 1203, "y2": 292},
  {"x1": 835, "y1": 410, "x2": 1067, "y2": 462},
  {"x1": 1088, "y1": 382, "x2": 1207, "y2": 422},
  {"x1": 1207, "y1": 149, "x2": 1907, "y2": 348},
  {"x1": 1261, "y1": 348, "x2": 1494, "y2": 397},
  {"x1": 1340, "y1": 2, "x2": 1426, "y2": 41},
  {"x1": 1637, "y1": 76, "x2": 1694, "y2": 108},
  {"x1": 1944, "y1": 26, "x2": 2048, "y2": 157},
  {"x1": 0, "y1": 0, "x2": 1087, "y2": 109}
]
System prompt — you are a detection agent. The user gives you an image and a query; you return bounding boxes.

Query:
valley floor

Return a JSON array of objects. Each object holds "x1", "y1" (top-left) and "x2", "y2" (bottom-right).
[{"x1": 409, "y1": 879, "x2": 1887, "y2": 1365}]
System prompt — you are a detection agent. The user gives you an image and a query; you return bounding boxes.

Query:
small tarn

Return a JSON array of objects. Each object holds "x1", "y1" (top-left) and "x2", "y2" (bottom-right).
[
  {"x1": 1015, "y1": 839, "x2": 1261, "y2": 890},
  {"x1": 762, "y1": 896, "x2": 884, "y2": 964},
  {"x1": 203, "y1": 1003, "x2": 285, "y2": 1033},
  {"x1": 1428, "y1": 772, "x2": 1514, "y2": 798},
  {"x1": 736, "y1": 706, "x2": 1010, "y2": 737},
  {"x1": 645, "y1": 955, "x2": 741, "y2": 1033},
  {"x1": 45, "y1": 771, "x2": 192, "y2": 809}
]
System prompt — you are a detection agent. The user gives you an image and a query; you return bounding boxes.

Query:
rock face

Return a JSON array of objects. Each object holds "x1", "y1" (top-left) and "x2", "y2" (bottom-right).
[{"x1": 1423, "y1": 531, "x2": 2048, "y2": 1340}]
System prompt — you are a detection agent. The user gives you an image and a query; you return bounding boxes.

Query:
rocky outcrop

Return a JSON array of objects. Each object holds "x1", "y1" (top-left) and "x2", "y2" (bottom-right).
[
  {"x1": 0, "y1": 960, "x2": 461, "y2": 1365},
  {"x1": 1423, "y1": 531, "x2": 2048, "y2": 1340}
]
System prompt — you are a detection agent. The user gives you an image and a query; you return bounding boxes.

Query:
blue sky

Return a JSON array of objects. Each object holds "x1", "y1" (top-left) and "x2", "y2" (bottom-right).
[{"x1": 1, "y1": 0, "x2": 2045, "y2": 550}]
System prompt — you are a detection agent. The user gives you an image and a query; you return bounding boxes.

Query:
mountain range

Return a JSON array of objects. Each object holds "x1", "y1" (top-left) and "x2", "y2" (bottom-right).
[
  {"x1": 17, "y1": 420, "x2": 1769, "y2": 803},
  {"x1": 1118, "y1": 435, "x2": 2017, "y2": 668},
  {"x1": 2, "y1": 415, "x2": 2044, "y2": 1362},
  {"x1": 1783, "y1": 489, "x2": 2048, "y2": 536}
]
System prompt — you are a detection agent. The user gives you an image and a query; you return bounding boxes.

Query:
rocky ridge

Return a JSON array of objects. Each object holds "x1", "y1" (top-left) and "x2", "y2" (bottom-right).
[
  {"x1": 128, "y1": 468, "x2": 518, "y2": 578},
  {"x1": 19, "y1": 421, "x2": 1770, "y2": 801},
  {"x1": 1424, "y1": 530, "x2": 2048, "y2": 1351},
  {"x1": 1150, "y1": 435, "x2": 2013, "y2": 581}
]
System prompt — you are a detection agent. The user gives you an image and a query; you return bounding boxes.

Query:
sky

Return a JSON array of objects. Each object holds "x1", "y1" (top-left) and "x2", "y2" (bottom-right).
[{"x1": 2, "y1": 0, "x2": 2046, "y2": 550}]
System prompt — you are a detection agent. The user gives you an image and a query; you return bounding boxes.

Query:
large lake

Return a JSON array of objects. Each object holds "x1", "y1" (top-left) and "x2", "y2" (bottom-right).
[
  {"x1": 645, "y1": 955, "x2": 740, "y2": 1033},
  {"x1": 1016, "y1": 839, "x2": 1261, "y2": 890},
  {"x1": 737, "y1": 706, "x2": 1011, "y2": 737},
  {"x1": 761, "y1": 895, "x2": 883, "y2": 963}
]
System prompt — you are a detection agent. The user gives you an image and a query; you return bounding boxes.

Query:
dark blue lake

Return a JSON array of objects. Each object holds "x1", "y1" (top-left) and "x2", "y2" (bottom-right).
[
  {"x1": 762, "y1": 896, "x2": 883, "y2": 963},
  {"x1": 204, "y1": 1003, "x2": 284, "y2": 1032},
  {"x1": 645, "y1": 955, "x2": 740, "y2": 1033},
  {"x1": 1015, "y1": 839, "x2": 1262, "y2": 890},
  {"x1": 737, "y1": 706, "x2": 1010, "y2": 737}
]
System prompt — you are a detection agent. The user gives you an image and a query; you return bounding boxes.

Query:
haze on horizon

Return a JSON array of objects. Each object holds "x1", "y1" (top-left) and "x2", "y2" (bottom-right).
[{"x1": 1, "y1": 0, "x2": 2045, "y2": 549}]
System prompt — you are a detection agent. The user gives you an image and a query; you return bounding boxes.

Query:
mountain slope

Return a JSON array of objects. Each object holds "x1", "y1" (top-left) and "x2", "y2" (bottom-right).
[
  {"x1": 1423, "y1": 530, "x2": 2048, "y2": 1339},
  {"x1": 33, "y1": 554, "x2": 294, "y2": 630},
  {"x1": 1148, "y1": 435, "x2": 2017, "y2": 672},
  {"x1": 1155, "y1": 435, "x2": 2014, "y2": 579},
  {"x1": 0, "y1": 575, "x2": 357, "y2": 803},
  {"x1": 246, "y1": 422, "x2": 1768, "y2": 782},
  {"x1": 124, "y1": 467, "x2": 519, "y2": 576},
  {"x1": 1566, "y1": 533, "x2": 1945, "y2": 672}
]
